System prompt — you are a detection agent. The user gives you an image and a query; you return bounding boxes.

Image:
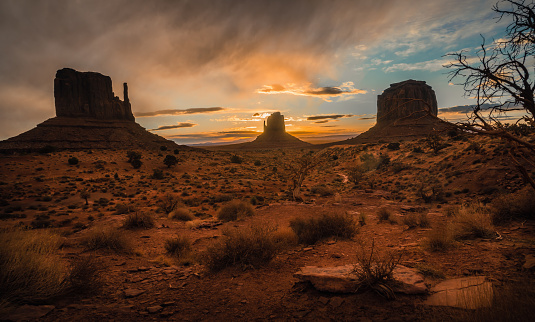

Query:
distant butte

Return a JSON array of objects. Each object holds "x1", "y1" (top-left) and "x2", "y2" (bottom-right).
[
  {"x1": 209, "y1": 112, "x2": 312, "y2": 150},
  {"x1": 0, "y1": 68, "x2": 190, "y2": 153}
]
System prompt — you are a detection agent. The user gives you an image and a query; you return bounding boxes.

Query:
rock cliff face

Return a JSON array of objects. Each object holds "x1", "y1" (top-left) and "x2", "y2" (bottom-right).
[
  {"x1": 376, "y1": 80, "x2": 437, "y2": 126},
  {"x1": 263, "y1": 112, "x2": 285, "y2": 134},
  {"x1": 54, "y1": 68, "x2": 135, "y2": 121}
]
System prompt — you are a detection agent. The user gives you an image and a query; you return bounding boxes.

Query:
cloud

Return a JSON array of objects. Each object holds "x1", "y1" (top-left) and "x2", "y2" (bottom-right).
[
  {"x1": 307, "y1": 114, "x2": 353, "y2": 121},
  {"x1": 150, "y1": 122, "x2": 196, "y2": 131},
  {"x1": 314, "y1": 120, "x2": 329, "y2": 124},
  {"x1": 383, "y1": 58, "x2": 452, "y2": 73},
  {"x1": 136, "y1": 107, "x2": 225, "y2": 117},
  {"x1": 257, "y1": 82, "x2": 366, "y2": 101}
]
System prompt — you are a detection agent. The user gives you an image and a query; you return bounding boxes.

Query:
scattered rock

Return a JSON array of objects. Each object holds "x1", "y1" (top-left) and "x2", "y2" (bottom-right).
[
  {"x1": 523, "y1": 254, "x2": 535, "y2": 269},
  {"x1": 424, "y1": 277, "x2": 493, "y2": 309},
  {"x1": 124, "y1": 288, "x2": 146, "y2": 298},
  {"x1": 147, "y1": 305, "x2": 163, "y2": 313},
  {"x1": 3, "y1": 305, "x2": 55, "y2": 321},
  {"x1": 294, "y1": 264, "x2": 427, "y2": 294}
]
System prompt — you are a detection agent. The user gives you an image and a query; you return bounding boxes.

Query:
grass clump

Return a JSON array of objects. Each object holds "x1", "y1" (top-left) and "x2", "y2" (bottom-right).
[
  {"x1": 377, "y1": 208, "x2": 396, "y2": 223},
  {"x1": 454, "y1": 204, "x2": 495, "y2": 239},
  {"x1": 68, "y1": 256, "x2": 104, "y2": 295},
  {"x1": 168, "y1": 208, "x2": 195, "y2": 221},
  {"x1": 424, "y1": 224, "x2": 456, "y2": 252},
  {"x1": 217, "y1": 200, "x2": 255, "y2": 222},
  {"x1": 491, "y1": 188, "x2": 535, "y2": 224},
  {"x1": 123, "y1": 212, "x2": 155, "y2": 229},
  {"x1": 204, "y1": 223, "x2": 283, "y2": 271},
  {"x1": 81, "y1": 226, "x2": 132, "y2": 253},
  {"x1": 0, "y1": 229, "x2": 68, "y2": 304},
  {"x1": 165, "y1": 235, "x2": 192, "y2": 258},
  {"x1": 402, "y1": 212, "x2": 430, "y2": 228},
  {"x1": 289, "y1": 212, "x2": 357, "y2": 245}
]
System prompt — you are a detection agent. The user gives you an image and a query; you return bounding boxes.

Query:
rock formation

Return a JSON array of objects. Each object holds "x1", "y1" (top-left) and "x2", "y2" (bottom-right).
[
  {"x1": 376, "y1": 80, "x2": 438, "y2": 125},
  {"x1": 209, "y1": 112, "x2": 312, "y2": 150},
  {"x1": 54, "y1": 68, "x2": 135, "y2": 121},
  {"x1": 0, "y1": 68, "x2": 189, "y2": 152}
]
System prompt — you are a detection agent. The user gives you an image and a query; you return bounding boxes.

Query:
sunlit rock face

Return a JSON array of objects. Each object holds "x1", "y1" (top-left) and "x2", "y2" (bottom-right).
[
  {"x1": 376, "y1": 80, "x2": 437, "y2": 126},
  {"x1": 263, "y1": 111, "x2": 285, "y2": 134},
  {"x1": 54, "y1": 68, "x2": 135, "y2": 121}
]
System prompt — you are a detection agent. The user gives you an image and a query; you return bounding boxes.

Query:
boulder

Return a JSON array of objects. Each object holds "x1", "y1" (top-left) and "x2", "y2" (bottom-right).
[
  {"x1": 294, "y1": 264, "x2": 427, "y2": 294},
  {"x1": 54, "y1": 68, "x2": 134, "y2": 121},
  {"x1": 263, "y1": 112, "x2": 285, "y2": 134},
  {"x1": 424, "y1": 276, "x2": 493, "y2": 309},
  {"x1": 376, "y1": 80, "x2": 437, "y2": 126}
]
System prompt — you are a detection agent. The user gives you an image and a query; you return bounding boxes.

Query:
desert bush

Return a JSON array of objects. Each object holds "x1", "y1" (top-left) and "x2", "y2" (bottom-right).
[
  {"x1": 131, "y1": 159, "x2": 142, "y2": 169},
  {"x1": 426, "y1": 133, "x2": 446, "y2": 154},
  {"x1": 311, "y1": 184, "x2": 334, "y2": 196},
  {"x1": 402, "y1": 212, "x2": 430, "y2": 228},
  {"x1": 454, "y1": 204, "x2": 494, "y2": 239},
  {"x1": 160, "y1": 145, "x2": 168, "y2": 151},
  {"x1": 377, "y1": 208, "x2": 392, "y2": 222},
  {"x1": 81, "y1": 226, "x2": 132, "y2": 252},
  {"x1": 254, "y1": 160, "x2": 262, "y2": 166},
  {"x1": 353, "y1": 240, "x2": 402, "y2": 299},
  {"x1": 158, "y1": 194, "x2": 181, "y2": 214},
  {"x1": 163, "y1": 155, "x2": 178, "y2": 168},
  {"x1": 165, "y1": 235, "x2": 192, "y2": 258},
  {"x1": 126, "y1": 151, "x2": 142, "y2": 168},
  {"x1": 386, "y1": 142, "x2": 400, "y2": 150},
  {"x1": 491, "y1": 188, "x2": 535, "y2": 224},
  {"x1": 204, "y1": 223, "x2": 281, "y2": 271},
  {"x1": 217, "y1": 200, "x2": 255, "y2": 222},
  {"x1": 68, "y1": 256, "x2": 104, "y2": 295},
  {"x1": 152, "y1": 169, "x2": 164, "y2": 179},
  {"x1": 416, "y1": 175, "x2": 444, "y2": 203},
  {"x1": 230, "y1": 155, "x2": 243, "y2": 164},
  {"x1": 168, "y1": 208, "x2": 195, "y2": 221},
  {"x1": 0, "y1": 229, "x2": 68, "y2": 303},
  {"x1": 68, "y1": 157, "x2": 79, "y2": 165},
  {"x1": 347, "y1": 166, "x2": 364, "y2": 186},
  {"x1": 123, "y1": 212, "x2": 155, "y2": 229},
  {"x1": 114, "y1": 203, "x2": 136, "y2": 215},
  {"x1": 425, "y1": 224, "x2": 456, "y2": 252},
  {"x1": 418, "y1": 212, "x2": 431, "y2": 228},
  {"x1": 289, "y1": 212, "x2": 357, "y2": 245}
]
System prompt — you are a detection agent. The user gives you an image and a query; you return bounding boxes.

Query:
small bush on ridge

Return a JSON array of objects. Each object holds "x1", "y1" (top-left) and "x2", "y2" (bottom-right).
[
  {"x1": 123, "y1": 212, "x2": 155, "y2": 229},
  {"x1": 290, "y1": 212, "x2": 357, "y2": 245},
  {"x1": 217, "y1": 200, "x2": 255, "y2": 222}
]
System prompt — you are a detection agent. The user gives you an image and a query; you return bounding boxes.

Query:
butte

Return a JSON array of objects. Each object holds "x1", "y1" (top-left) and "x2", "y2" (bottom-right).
[
  {"x1": 0, "y1": 68, "x2": 186, "y2": 153},
  {"x1": 210, "y1": 112, "x2": 312, "y2": 150}
]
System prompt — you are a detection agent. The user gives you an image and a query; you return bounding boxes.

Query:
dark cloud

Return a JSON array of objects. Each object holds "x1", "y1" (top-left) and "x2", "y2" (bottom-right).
[
  {"x1": 314, "y1": 120, "x2": 330, "y2": 124},
  {"x1": 307, "y1": 114, "x2": 353, "y2": 121},
  {"x1": 438, "y1": 104, "x2": 496, "y2": 114},
  {"x1": 136, "y1": 107, "x2": 225, "y2": 117},
  {"x1": 304, "y1": 87, "x2": 344, "y2": 95},
  {"x1": 257, "y1": 83, "x2": 366, "y2": 99},
  {"x1": 357, "y1": 116, "x2": 376, "y2": 120},
  {"x1": 150, "y1": 122, "x2": 196, "y2": 131}
]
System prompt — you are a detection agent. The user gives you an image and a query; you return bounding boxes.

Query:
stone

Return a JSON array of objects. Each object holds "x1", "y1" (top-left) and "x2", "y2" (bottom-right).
[
  {"x1": 124, "y1": 288, "x2": 146, "y2": 298},
  {"x1": 376, "y1": 80, "x2": 438, "y2": 126},
  {"x1": 147, "y1": 305, "x2": 163, "y2": 313},
  {"x1": 294, "y1": 264, "x2": 427, "y2": 294},
  {"x1": 263, "y1": 112, "x2": 285, "y2": 134},
  {"x1": 523, "y1": 254, "x2": 535, "y2": 269},
  {"x1": 424, "y1": 276, "x2": 493, "y2": 309},
  {"x1": 4, "y1": 305, "x2": 55, "y2": 321},
  {"x1": 54, "y1": 68, "x2": 134, "y2": 121}
]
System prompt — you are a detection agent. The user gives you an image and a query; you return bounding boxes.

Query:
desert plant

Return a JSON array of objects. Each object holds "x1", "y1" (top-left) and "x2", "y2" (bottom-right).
[
  {"x1": 230, "y1": 155, "x2": 243, "y2": 164},
  {"x1": 158, "y1": 194, "x2": 181, "y2": 214},
  {"x1": 81, "y1": 226, "x2": 132, "y2": 252},
  {"x1": 127, "y1": 151, "x2": 142, "y2": 169},
  {"x1": 163, "y1": 155, "x2": 178, "y2": 168},
  {"x1": 426, "y1": 133, "x2": 445, "y2": 154},
  {"x1": 402, "y1": 213, "x2": 419, "y2": 229},
  {"x1": 416, "y1": 175, "x2": 444, "y2": 203},
  {"x1": 131, "y1": 159, "x2": 142, "y2": 169},
  {"x1": 353, "y1": 240, "x2": 403, "y2": 300},
  {"x1": 114, "y1": 203, "x2": 137, "y2": 215},
  {"x1": 123, "y1": 212, "x2": 155, "y2": 229},
  {"x1": 217, "y1": 200, "x2": 255, "y2": 222},
  {"x1": 152, "y1": 169, "x2": 164, "y2": 179},
  {"x1": 347, "y1": 166, "x2": 364, "y2": 186},
  {"x1": 377, "y1": 208, "x2": 392, "y2": 222},
  {"x1": 0, "y1": 229, "x2": 68, "y2": 303},
  {"x1": 386, "y1": 142, "x2": 400, "y2": 150},
  {"x1": 165, "y1": 235, "x2": 192, "y2": 258},
  {"x1": 68, "y1": 157, "x2": 79, "y2": 165},
  {"x1": 454, "y1": 204, "x2": 495, "y2": 239},
  {"x1": 425, "y1": 224, "x2": 456, "y2": 252},
  {"x1": 418, "y1": 212, "x2": 431, "y2": 228},
  {"x1": 204, "y1": 223, "x2": 281, "y2": 271},
  {"x1": 68, "y1": 256, "x2": 104, "y2": 295},
  {"x1": 80, "y1": 189, "x2": 90, "y2": 205},
  {"x1": 168, "y1": 208, "x2": 195, "y2": 221},
  {"x1": 289, "y1": 212, "x2": 357, "y2": 245},
  {"x1": 491, "y1": 187, "x2": 535, "y2": 224},
  {"x1": 311, "y1": 184, "x2": 334, "y2": 196}
]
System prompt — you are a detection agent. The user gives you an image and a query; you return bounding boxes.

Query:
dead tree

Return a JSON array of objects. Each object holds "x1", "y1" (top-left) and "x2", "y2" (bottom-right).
[
  {"x1": 445, "y1": 0, "x2": 535, "y2": 190},
  {"x1": 287, "y1": 150, "x2": 331, "y2": 201}
]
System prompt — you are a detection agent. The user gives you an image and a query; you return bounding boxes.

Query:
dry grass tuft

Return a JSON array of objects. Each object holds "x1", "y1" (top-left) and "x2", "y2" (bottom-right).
[
  {"x1": 491, "y1": 187, "x2": 535, "y2": 224},
  {"x1": 164, "y1": 235, "x2": 192, "y2": 258},
  {"x1": 168, "y1": 208, "x2": 195, "y2": 221},
  {"x1": 217, "y1": 200, "x2": 255, "y2": 222},
  {"x1": 81, "y1": 226, "x2": 132, "y2": 253},
  {"x1": 424, "y1": 224, "x2": 456, "y2": 252},
  {"x1": 123, "y1": 212, "x2": 155, "y2": 229},
  {"x1": 0, "y1": 229, "x2": 68, "y2": 303},
  {"x1": 289, "y1": 212, "x2": 358, "y2": 245},
  {"x1": 68, "y1": 256, "x2": 104, "y2": 295},
  {"x1": 454, "y1": 204, "x2": 495, "y2": 239}
]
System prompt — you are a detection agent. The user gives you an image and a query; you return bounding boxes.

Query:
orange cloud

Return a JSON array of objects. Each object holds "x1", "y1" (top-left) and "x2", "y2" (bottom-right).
[{"x1": 256, "y1": 82, "x2": 366, "y2": 101}]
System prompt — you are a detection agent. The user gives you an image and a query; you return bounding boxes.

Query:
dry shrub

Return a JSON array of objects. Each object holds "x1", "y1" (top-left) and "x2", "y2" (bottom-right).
[
  {"x1": 168, "y1": 208, "x2": 195, "y2": 221},
  {"x1": 271, "y1": 226, "x2": 299, "y2": 249},
  {"x1": 353, "y1": 240, "x2": 403, "y2": 300},
  {"x1": 165, "y1": 235, "x2": 192, "y2": 258},
  {"x1": 186, "y1": 219, "x2": 204, "y2": 229},
  {"x1": 311, "y1": 184, "x2": 334, "y2": 196},
  {"x1": 377, "y1": 208, "x2": 392, "y2": 222},
  {"x1": 158, "y1": 194, "x2": 181, "y2": 214},
  {"x1": 0, "y1": 229, "x2": 68, "y2": 303},
  {"x1": 491, "y1": 187, "x2": 535, "y2": 224},
  {"x1": 418, "y1": 212, "x2": 431, "y2": 228},
  {"x1": 123, "y1": 212, "x2": 155, "y2": 229},
  {"x1": 454, "y1": 204, "x2": 494, "y2": 239},
  {"x1": 217, "y1": 200, "x2": 255, "y2": 222},
  {"x1": 81, "y1": 226, "x2": 132, "y2": 253},
  {"x1": 114, "y1": 203, "x2": 137, "y2": 215},
  {"x1": 68, "y1": 256, "x2": 104, "y2": 295},
  {"x1": 402, "y1": 212, "x2": 430, "y2": 228},
  {"x1": 425, "y1": 224, "x2": 456, "y2": 252},
  {"x1": 289, "y1": 212, "x2": 357, "y2": 245},
  {"x1": 204, "y1": 223, "x2": 282, "y2": 271}
]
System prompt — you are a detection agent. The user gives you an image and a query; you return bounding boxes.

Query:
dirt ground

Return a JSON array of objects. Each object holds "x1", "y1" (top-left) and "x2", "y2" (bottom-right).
[{"x1": 1, "y1": 135, "x2": 534, "y2": 321}]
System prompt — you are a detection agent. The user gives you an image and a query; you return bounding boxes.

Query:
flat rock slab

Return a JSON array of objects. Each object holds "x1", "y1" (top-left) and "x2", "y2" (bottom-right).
[
  {"x1": 4, "y1": 305, "x2": 55, "y2": 321},
  {"x1": 294, "y1": 264, "x2": 427, "y2": 294},
  {"x1": 424, "y1": 277, "x2": 493, "y2": 309},
  {"x1": 124, "y1": 288, "x2": 146, "y2": 298}
]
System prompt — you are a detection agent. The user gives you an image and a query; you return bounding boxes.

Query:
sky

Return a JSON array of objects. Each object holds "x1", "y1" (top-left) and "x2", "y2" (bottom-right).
[{"x1": 0, "y1": 0, "x2": 509, "y2": 145}]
